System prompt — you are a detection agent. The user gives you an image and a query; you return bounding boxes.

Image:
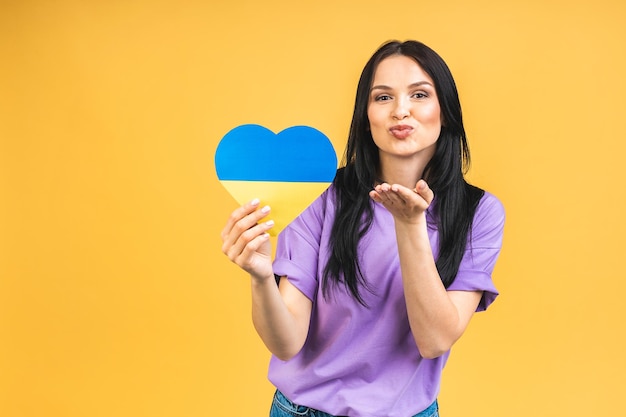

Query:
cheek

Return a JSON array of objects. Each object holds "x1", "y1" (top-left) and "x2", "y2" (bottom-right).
[
  {"x1": 367, "y1": 107, "x2": 388, "y2": 130},
  {"x1": 422, "y1": 104, "x2": 442, "y2": 126},
  {"x1": 366, "y1": 107, "x2": 376, "y2": 126}
]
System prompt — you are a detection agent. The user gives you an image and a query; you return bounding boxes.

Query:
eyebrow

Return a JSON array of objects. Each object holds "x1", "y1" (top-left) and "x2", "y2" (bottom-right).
[{"x1": 370, "y1": 81, "x2": 434, "y2": 91}]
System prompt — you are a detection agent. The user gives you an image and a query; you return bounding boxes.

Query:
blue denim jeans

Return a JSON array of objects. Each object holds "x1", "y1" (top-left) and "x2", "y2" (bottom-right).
[{"x1": 269, "y1": 390, "x2": 439, "y2": 417}]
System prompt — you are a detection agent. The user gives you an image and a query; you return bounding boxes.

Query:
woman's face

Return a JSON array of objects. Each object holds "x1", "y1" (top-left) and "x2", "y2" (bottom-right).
[{"x1": 367, "y1": 54, "x2": 442, "y2": 167}]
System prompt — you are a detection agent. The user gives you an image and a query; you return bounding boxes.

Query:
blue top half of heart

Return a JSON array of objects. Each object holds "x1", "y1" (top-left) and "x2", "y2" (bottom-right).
[{"x1": 215, "y1": 124, "x2": 338, "y2": 182}]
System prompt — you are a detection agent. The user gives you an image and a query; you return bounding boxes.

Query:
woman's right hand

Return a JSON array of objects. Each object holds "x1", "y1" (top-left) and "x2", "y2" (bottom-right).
[{"x1": 220, "y1": 198, "x2": 275, "y2": 282}]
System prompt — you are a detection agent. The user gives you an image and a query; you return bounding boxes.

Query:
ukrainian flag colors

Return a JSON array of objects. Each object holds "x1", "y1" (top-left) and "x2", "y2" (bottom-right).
[{"x1": 215, "y1": 124, "x2": 337, "y2": 234}]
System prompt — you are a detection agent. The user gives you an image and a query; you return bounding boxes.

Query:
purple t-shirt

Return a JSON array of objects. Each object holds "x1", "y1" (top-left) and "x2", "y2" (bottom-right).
[{"x1": 270, "y1": 185, "x2": 505, "y2": 417}]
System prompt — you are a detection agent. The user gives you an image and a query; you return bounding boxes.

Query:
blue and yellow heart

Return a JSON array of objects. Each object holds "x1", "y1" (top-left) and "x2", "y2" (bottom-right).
[{"x1": 215, "y1": 124, "x2": 338, "y2": 235}]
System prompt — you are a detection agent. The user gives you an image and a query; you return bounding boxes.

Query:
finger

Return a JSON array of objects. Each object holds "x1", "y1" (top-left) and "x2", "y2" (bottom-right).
[
  {"x1": 225, "y1": 218, "x2": 274, "y2": 262},
  {"x1": 224, "y1": 206, "x2": 271, "y2": 255},
  {"x1": 235, "y1": 229, "x2": 271, "y2": 266},
  {"x1": 390, "y1": 184, "x2": 421, "y2": 205},
  {"x1": 222, "y1": 202, "x2": 272, "y2": 254},
  {"x1": 374, "y1": 183, "x2": 398, "y2": 202},
  {"x1": 370, "y1": 189, "x2": 393, "y2": 204},
  {"x1": 221, "y1": 198, "x2": 261, "y2": 241},
  {"x1": 369, "y1": 190, "x2": 382, "y2": 203},
  {"x1": 415, "y1": 180, "x2": 434, "y2": 205},
  {"x1": 374, "y1": 185, "x2": 406, "y2": 210}
]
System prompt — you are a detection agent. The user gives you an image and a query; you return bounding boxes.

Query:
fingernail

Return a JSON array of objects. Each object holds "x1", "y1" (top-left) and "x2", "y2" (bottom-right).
[
  {"x1": 265, "y1": 220, "x2": 274, "y2": 227},
  {"x1": 261, "y1": 205, "x2": 271, "y2": 213},
  {"x1": 250, "y1": 198, "x2": 260, "y2": 206}
]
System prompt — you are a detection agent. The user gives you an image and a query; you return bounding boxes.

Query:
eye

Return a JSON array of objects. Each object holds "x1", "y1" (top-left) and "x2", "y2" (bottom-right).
[
  {"x1": 411, "y1": 91, "x2": 428, "y2": 99},
  {"x1": 374, "y1": 94, "x2": 392, "y2": 102}
]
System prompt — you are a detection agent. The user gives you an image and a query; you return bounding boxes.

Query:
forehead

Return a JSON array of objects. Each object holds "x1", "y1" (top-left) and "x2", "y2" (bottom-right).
[{"x1": 372, "y1": 54, "x2": 433, "y2": 85}]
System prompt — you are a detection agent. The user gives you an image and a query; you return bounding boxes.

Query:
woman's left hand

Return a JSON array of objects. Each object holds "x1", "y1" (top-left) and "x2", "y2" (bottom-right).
[{"x1": 369, "y1": 179, "x2": 434, "y2": 224}]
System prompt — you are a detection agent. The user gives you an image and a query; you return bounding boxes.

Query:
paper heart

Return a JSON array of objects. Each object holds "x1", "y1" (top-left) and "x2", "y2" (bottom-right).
[{"x1": 215, "y1": 124, "x2": 337, "y2": 235}]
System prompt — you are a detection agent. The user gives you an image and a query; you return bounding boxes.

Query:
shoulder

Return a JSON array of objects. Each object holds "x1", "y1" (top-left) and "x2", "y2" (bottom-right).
[
  {"x1": 476, "y1": 191, "x2": 505, "y2": 219},
  {"x1": 471, "y1": 191, "x2": 505, "y2": 246}
]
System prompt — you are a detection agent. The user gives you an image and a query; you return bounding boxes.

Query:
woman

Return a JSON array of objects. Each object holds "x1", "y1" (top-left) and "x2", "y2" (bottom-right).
[{"x1": 221, "y1": 40, "x2": 505, "y2": 417}]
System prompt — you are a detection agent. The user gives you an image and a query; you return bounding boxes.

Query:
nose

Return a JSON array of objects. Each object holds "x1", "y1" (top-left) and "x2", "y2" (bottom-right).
[{"x1": 392, "y1": 96, "x2": 410, "y2": 120}]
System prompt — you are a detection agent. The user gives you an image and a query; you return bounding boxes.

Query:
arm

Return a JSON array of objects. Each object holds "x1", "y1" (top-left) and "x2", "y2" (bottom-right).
[
  {"x1": 251, "y1": 276, "x2": 312, "y2": 361},
  {"x1": 394, "y1": 218, "x2": 482, "y2": 359},
  {"x1": 221, "y1": 199, "x2": 312, "y2": 361},
  {"x1": 370, "y1": 181, "x2": 482, "y2": 359}
]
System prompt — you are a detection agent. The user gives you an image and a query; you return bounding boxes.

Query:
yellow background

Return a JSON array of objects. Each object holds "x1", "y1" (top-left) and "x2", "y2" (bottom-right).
[{"x1": 1, "y1": 0, "x2": 625, "y2": 416}]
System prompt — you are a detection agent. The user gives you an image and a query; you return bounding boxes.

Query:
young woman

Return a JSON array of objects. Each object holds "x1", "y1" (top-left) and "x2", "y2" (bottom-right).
[{"x1": 221, "y1": 40, "x2": 505, "y2": 417}]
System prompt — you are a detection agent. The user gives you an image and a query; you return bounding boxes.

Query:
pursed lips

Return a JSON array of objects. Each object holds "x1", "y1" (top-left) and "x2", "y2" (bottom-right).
[{"x1": 389, "y1": 124, "x2": 414, "y2": 139}]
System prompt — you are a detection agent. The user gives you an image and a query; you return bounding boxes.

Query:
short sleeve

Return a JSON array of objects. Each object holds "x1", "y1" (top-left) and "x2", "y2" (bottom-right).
[
  {"x1": 272, "y1": 191, "x2": 329, "y2": 301},
  {"x1": 447, "y1": 192, "x2": 505, "y2": 311}
]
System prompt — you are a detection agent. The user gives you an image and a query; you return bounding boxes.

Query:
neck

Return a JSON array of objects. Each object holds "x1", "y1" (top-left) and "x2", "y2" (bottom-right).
[{"x1": 377, "y1": 154, "x2": 429, "y2": 189}]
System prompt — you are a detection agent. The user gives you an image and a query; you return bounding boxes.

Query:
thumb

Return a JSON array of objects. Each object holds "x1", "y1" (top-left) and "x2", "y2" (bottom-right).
[{"x1": 415, "y1": 180, "x2": 434, "y2": 205}]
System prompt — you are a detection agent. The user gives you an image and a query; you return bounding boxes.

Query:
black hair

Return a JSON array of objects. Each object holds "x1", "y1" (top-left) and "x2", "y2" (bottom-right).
[{"x1": 322, "y1": 40, "x2": 484, "y2": 306}]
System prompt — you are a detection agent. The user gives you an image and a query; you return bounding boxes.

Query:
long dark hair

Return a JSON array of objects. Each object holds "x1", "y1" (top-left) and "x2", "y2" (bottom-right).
[{"x1": 322, "y1": 40, "x2": 484, "y2": 306}]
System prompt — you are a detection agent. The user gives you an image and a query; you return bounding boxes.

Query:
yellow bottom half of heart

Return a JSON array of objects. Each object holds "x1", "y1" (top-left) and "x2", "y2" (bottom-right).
[{"x1": 219, "y1": 180, "x2": 332, "y2": 236}]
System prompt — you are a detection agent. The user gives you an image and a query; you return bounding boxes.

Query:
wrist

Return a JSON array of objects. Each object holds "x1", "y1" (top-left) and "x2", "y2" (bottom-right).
[
  {"x1": 394, "y1": 212, "x2": 428, "y2": 229},
  {"x1": 250, "y1": 272, "x2": 276, "y2": 285}
]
